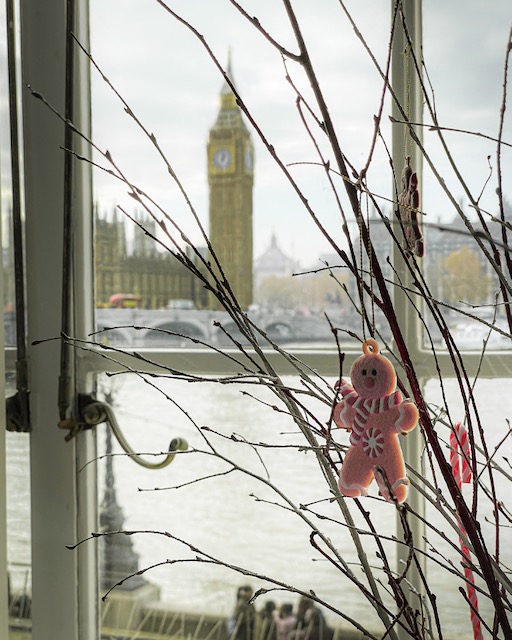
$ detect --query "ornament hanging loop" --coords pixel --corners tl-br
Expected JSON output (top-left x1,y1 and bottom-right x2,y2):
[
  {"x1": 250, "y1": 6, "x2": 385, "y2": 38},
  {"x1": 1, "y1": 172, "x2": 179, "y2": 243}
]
[{"x1": 362, "y1": 338, "x2": 379, "y2": 356}]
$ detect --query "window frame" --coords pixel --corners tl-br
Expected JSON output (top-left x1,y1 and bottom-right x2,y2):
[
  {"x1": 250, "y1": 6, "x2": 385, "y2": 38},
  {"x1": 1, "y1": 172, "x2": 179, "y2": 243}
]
[{"x1": 18, "y1": 0, "x2": 96, "y2": 638}]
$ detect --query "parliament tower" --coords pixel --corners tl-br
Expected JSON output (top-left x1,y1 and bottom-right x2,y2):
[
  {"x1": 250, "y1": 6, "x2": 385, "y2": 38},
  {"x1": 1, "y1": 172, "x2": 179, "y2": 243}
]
[{"x1": 207, "y1": 57, "x2": 254, "y2": 309}]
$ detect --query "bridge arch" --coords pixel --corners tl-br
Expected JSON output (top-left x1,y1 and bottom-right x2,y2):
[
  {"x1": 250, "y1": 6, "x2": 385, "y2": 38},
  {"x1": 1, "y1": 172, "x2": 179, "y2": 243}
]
[{"x1": 143, "y1": 320, "x2": 209, "y2": 346}]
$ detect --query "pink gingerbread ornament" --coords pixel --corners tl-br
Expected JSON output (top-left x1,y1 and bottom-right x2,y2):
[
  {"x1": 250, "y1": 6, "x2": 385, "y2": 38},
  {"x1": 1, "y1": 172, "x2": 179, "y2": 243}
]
[{"x1": 333, "y1": 338, "x2": 418, "y2": 504}]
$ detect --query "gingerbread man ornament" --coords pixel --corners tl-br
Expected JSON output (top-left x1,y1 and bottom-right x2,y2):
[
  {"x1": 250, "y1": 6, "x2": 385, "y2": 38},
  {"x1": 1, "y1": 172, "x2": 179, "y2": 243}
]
[{"x1": 333, "y1": 339, "x2": 418, "y2": 504}]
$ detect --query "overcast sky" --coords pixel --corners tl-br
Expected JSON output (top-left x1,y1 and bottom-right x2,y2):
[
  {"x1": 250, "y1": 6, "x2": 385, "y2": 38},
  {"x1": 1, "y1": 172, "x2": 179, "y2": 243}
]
[{"x1": 89, "y1": 1, "x2": 512, "y2": 267}]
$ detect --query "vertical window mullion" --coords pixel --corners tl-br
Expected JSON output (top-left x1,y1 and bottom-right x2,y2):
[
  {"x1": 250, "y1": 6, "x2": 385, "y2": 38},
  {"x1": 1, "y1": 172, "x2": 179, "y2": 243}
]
[
  {"x1": 73, "y1": 1, "x2": 98, "y2": 637},
  {"x1": 390, "y1": 2, "x2": 426, "y2": 630},
  {"x1": 20, "y1": 0, "x2": 96, "y2": 639}
]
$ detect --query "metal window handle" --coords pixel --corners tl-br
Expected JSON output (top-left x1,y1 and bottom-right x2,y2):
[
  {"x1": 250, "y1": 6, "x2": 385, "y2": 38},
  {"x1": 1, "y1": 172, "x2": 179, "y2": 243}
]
[{"x1": 82, "y1": 401, "x2": 187, "y2": 470}]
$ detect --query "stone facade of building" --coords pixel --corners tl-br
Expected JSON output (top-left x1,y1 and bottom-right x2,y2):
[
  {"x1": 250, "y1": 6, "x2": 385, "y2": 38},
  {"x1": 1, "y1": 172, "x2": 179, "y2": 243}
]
[{"x1": 95, "y1": 210, "x2": 208, "y2": 310}]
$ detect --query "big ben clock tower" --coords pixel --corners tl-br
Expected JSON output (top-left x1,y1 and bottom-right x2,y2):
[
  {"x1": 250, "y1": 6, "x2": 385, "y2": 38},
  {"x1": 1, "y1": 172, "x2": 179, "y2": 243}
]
[{"x1": 207, "y1": 56, "x2": 254, "y2": 310}]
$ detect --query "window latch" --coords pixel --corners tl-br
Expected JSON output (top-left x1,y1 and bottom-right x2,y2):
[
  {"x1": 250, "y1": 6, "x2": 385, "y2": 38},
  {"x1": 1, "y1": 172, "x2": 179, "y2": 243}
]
[{"x1": 80, "y1": 397, "x2": 188, "y2": 469}]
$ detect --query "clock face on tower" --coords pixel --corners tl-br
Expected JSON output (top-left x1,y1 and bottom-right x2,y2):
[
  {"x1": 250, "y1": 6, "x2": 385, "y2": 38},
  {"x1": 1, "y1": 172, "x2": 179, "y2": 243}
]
[{"x1": 212, "y1": 148, "x2": 233, "y2": 170}]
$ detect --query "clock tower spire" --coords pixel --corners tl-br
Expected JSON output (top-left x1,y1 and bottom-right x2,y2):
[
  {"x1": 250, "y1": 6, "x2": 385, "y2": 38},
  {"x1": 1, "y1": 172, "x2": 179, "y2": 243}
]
[{"x1": 207, "y1": 54, "x2": 254, "y2": 310}]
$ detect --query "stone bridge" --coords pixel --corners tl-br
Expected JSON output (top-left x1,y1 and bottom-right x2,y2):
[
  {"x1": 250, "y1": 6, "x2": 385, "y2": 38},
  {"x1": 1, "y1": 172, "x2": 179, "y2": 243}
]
[{"x1": 95, "y1": 307, "x2": 335, "y2": 347}]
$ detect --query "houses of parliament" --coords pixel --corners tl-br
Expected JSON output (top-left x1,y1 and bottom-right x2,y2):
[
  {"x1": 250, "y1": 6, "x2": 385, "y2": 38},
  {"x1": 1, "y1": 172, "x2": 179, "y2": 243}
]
[{"x1": 95, "y1": 60, "x2": 254, "y2": 310}]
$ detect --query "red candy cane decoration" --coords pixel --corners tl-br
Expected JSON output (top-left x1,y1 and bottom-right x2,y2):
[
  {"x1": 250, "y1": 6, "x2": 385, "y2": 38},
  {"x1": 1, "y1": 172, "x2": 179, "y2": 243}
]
[
  {"x1": 450, "y1": 420, "x2": 472, "y2": 486},
  {"x1": 449, "y1": 422, "x2": 483, "y2": 640}
]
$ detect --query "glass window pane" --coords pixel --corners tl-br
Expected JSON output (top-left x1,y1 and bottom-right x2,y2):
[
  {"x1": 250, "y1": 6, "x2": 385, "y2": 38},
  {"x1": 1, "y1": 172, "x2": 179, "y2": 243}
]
[
  {"x1": 93, "y1": 372, "x2": 511, "y2": 638},
  {"x1": 423, "y1": 378, "x2": 511, "y2": 636},
  {"x1": 6, "y1": 431, "x2": 31, "y2": 634},
  {"x1": 95, "y1": 373, "x2": 398, "y2": 636},
  {"x1": 421, "y1": 3, "x2": 512, "y2": 350},
  {"x1": 90, "y1": 2, "x2": 395, "y2": 351},
  {"x1": 1, "y1": 0, "x2": 32, "y2": 634}
]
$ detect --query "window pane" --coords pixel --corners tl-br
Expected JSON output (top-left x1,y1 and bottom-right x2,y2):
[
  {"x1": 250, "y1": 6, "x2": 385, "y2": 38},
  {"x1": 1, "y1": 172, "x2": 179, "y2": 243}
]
[
  {"x1": 423, "y1": 378, "x2": 511, "y2": 636},
  {"x1": 89, "y1": 0, "x2": 512, "y2": 354},
  {"x1": 6, "y1": 356, "x2": 32, "y2": 639},
  {"x1": 421, "y1": 3, "x2": 512, "y2": 350},
  {"x1": 89, "y1": 2, "x2": 393, "y2": 350},
  {"x1": 93, "y1": 372, "x2": 511, "y2": 638},
  {"x1": 1, "y1": 0, "x2": 32, "y2": 634},
  {"x1": 6, "y1": 430, "x2": 31, "y2": 636},
  {"x1": 0, "y1": 0, "x2": 23, "y2": 356},
  {"x1": 95, "y1": 373, "x2": 397, "y2": 636}
]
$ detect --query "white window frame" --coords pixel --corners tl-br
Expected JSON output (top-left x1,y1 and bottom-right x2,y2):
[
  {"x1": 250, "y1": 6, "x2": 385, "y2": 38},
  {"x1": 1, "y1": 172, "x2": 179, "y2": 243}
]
[
  {"x1": 7, "y1": 2, "x2": 512, "y2": 640},
  {"x1": 17, "y1": 0, "x2": 96, "y2": 638}
]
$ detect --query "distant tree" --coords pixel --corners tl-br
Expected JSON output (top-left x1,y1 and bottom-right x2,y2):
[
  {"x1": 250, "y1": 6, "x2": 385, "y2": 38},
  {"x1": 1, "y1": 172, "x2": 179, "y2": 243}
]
[
  {"x1": 256, "y1": 270, "x2": 348, "y2": 311},
  {"x1": 256, "y1": 275, "x2": 299, "y2": 308},
  {"x1": 442, "y1": 246, "x2": 493, "y2": 305}
]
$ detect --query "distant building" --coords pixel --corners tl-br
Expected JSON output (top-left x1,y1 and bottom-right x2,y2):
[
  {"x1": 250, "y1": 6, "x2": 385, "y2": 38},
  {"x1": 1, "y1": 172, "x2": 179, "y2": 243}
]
[
  {"x1": 362, "y1": 207, "x2": 502, "y2": 309},
  {"x1": 94, "y1": 208, "x2": 208, "y2": 309},
  {"x1": 95, "y1": 56, "x2": 255, "y2": 311},
  {"x1": 207, "y1": 55, "x2": 254, "y2": 309},
  {"x1": 254, "y1": 233, "x2": 298, "y2": 288},
  {"x1": 423, "y1": 211, "x2": 501, "y2": 306}
]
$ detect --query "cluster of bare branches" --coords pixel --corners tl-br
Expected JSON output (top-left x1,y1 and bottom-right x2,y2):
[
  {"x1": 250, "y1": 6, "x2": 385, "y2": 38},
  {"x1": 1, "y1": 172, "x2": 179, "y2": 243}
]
[{"x1": 56, "y1": 2, "x2": 512, "y2": 639}]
